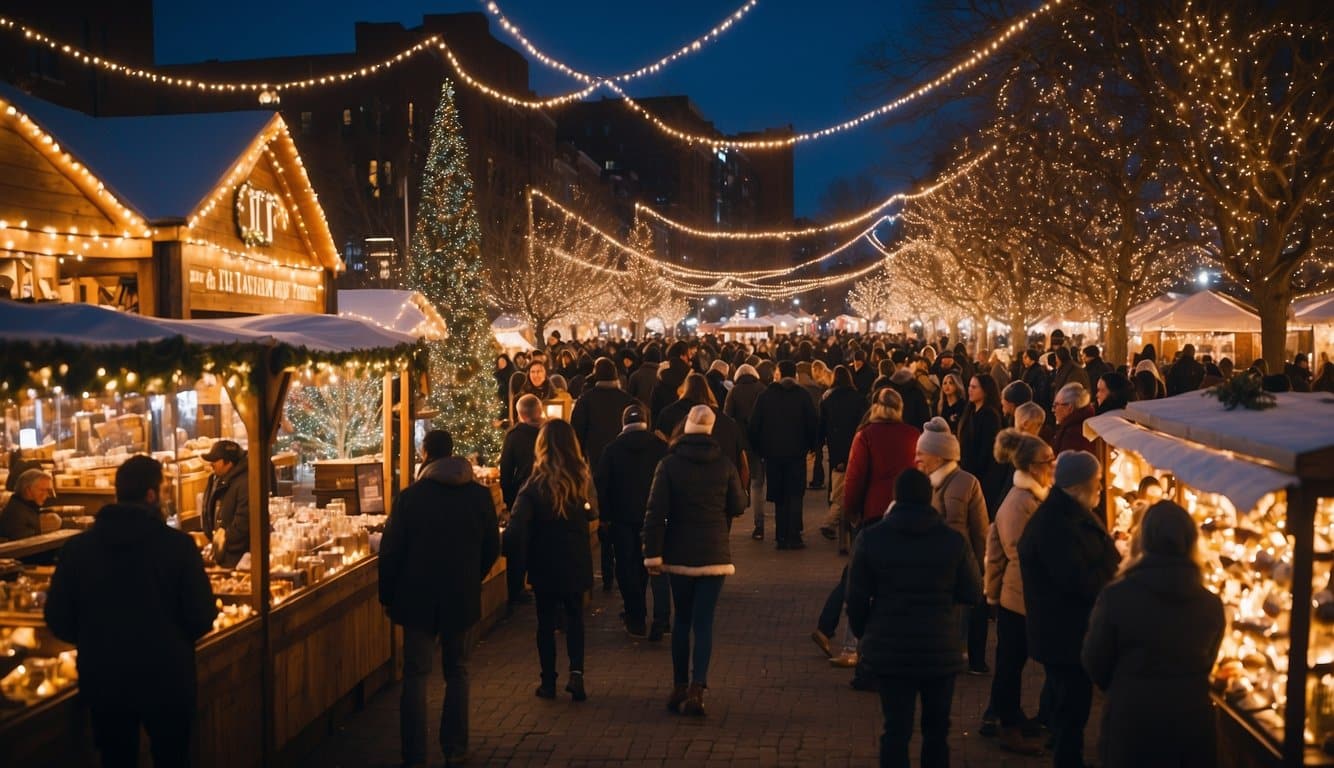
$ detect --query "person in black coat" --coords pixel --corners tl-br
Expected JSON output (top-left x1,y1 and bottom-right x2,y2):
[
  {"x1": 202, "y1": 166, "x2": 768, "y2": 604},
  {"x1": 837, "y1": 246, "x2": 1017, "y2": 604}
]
[
  {"x1": 1082, "y1": 501, "x2": 1223, "y2": 768},
  {"x1": 571, "y1": 358, "x2": 640, "y2": 594},
  {"x1": 650, "y1": 341, "x2": 693, "y2": 423},
  {"x1": 749, "y1": 360, "x2": 819, "y2": 549},
  {"x1": 1018, "y1": 451, "x2": 1121, "y2": 768},
  {"x1": 847, "y1": 469, "x2": 982, "y2": 768},
  {"x1": 499, "y1": 395, "x2": 543, "y2": 605},
  {"x1": 644, "y1": 406, "x2": 747, "y2": 717},
  {"x1": 724, "y1": 363, "x2": 768, "y2": 536},
  {"x1": 0, "y1": 468, "x2": 53, "y2": 541},
  {"x1": 1165, "y1": 344, "x2": 1206, "y2": 395},
  {"x1": 705, "y1": 360, "x2": 730, "y2": 409},
  {"x1": 598, "y1": 405, "x2": 671, "y2": 639},
  {"x1": 957, "y1": 374, "x2": 1006, "y2": 515},
  {"x1": 1020, "y1": 349, "x2": 1053, "y2": 412},
  {"x1": 849, "y1": 350, "x2": 876, "y2": 399},
  {"x1": 201, "y1": 439, "x2": 250, "y2": 568},
  {"x1": 818, "y1": 366, "x2": 868, "y2": 541},
  {"x1": 628, "y1": 346, "x2": 662, "y2": 406},
  {"x1": 379, "y1": 430, "x2": 500, "y2": 767},
  {"x1": 1080, "y1": 345, "x2": 1113, "y2": 388},
  {"x1": 889, "y1": 368, "x2": 931, "y2": 429},
  {"x1": 44, "y1": 456, "x2": 215, "y2": 768},
  {"x1": 513, "y1": 420, "x2": 599, "y2": 702}
]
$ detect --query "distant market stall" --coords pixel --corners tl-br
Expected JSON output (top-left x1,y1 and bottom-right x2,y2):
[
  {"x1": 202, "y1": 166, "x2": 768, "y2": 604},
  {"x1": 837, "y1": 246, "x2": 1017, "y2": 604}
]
[
  {"x1": 1295, "y1": 294, "x2": 1334, "y2": 366},
  {"x1": 1134, "y1": 289, "x2": 1266, "y2": 363},
  {"x1": 338, "y1": 289, "x2": 448, "y2": 340}
]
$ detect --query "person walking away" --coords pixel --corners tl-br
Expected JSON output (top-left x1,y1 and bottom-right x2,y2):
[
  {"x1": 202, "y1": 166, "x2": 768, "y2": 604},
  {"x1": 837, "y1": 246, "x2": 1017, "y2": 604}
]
[
  {"x1": 705, "y1": 360, "x2": 731, "y2": 411},
  {"x1": 499, "y1": 394, "x2": 544, "y2": 607},
  {"x1": 513, "y1": 419, "x2": 598, "y2": 702},
  {"x1": 914, "y1": 417, "x2": 989, "y2": 676},
  {"x1": 749, "y1": 360, "x2": 819, "y2": 549},
  {"x1": 629, "y1": 345, "x2": 663, "y2": 406},
  {"x1": 817, "y1": 366, "x2": 867, "y2": 545},
  {"x1": 1081, "y1": 501, "x2": 1224, "y2": 768},
  {"x1": 847, "y1": 469, "x2": 983, "y2": 768},
  {"x1": 379, "y1": 430, "x2": 501, "y2": 768},
  {"x1": 1018, "y1": 450, "x2": 1120, "y2": 768},
  {"x1": 724, "y1": 363, "x2": 768, "y2": 539},
  {"x1": 571, "y1": 358, "x2": 639, "y2": 594},
  {"x1": 1050, "y1": 384, "x2": 1096, "y2": 455},
  {"x1": 44, "y1": 455, "x2": 215, "y2": 768},
  {"x1": 650, "y1": 341, "x2": 693, "y2": 423},
  {"x1": 596, "y1": 405, "x2": 671, "y2": 640},
  {"x1": 1165, "y1": 344, "x2": 1205, "y2": 395},
  {"x1": 981, "y1": 429, "x2": 1054, "y2": 754},
  {"x1": 888, "y1": 366, "x2": 932, "y2": 430},
  {"x1": 644, "y1": 405, "x2": 746, "y2": 716},
  {"x1": 797, "y1": 361, "x2": 827, "y2": 489}
]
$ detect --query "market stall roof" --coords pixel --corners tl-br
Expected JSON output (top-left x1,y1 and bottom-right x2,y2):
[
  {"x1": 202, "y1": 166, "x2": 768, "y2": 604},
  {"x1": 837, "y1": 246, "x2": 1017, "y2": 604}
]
[
  {"x1": 1295, "y1": 294, "x2": 1334, "y2": 324},
  {"x1": 0, "y1": 299, "x2": 269, "y2": 347},
  {"x1": 0, "y1": 83, "x2": 270, "y2": 223},
  {"x1": 490, "y1": 314, "x2": 529, "y2": 333},
  {"x1": 337, "y1": 290, "x2": 447, "y2": 340},
  {"x1": 210, "y1": 313, "x2": 418, "y2": 352},
  {"x1": 1085, "y1": 392, "x2": 1334, "y2": 510},
  {"x1": 1136, "y1": 290, "x2": 1265, "y2": 333},
  {"x1": 1126, "y1": 292, "x2": 1185, "y2": 329}
]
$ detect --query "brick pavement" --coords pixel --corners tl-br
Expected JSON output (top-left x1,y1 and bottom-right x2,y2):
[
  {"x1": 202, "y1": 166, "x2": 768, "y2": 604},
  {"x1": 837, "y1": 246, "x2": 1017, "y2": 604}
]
[{"x1": 297, "y1": 491, "x2": 1100, "y2": 767}]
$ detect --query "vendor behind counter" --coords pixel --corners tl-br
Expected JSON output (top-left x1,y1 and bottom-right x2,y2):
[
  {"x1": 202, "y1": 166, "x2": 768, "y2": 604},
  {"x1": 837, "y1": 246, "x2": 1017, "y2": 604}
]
[
  {"x1": 0, "y1": 469, "x2": 57, "y2": 542},
  {"x1": 200, "y1": 441, "x2": 249, "y2": 568}
]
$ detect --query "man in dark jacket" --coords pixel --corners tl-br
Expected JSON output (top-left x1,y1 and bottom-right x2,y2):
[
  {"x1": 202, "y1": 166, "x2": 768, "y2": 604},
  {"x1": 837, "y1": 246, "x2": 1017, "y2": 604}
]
[
  {"x1": 572, "y1": 358, "x2": 641, "y2": 594},
  {"x1": 628, "y1": 345, "x2": 662, "y2": 406},
  {"x1": 650, "y1": 341, "x2": 693, "y2": 423},
  {"x1": 45, "y1": 455, "x2": 215, "y2": 768},
  {"x1": 818, "y1": 367, "x2": 867, "y2": 543},
  {"x1": 597, "y1": 405, "x2": 671, "y2": 639},
  {"x1": 1020, "y1": 349, "x2": 1053, "y2": 412},
  {"x1": 0, "y1": 468, "x2": 53, "y2": 541},
  {"x1": 724, "y1": 363, "x2": 768, "y2": 537},
  {"x1": 1165, "y1": 343, "x2": 1206, "y2": 395},
  {"x1": 1081, "y1": 345, "x2": 1113, "y2": 387},
  {"x1": 888, "y1": 368, "x2": 932, "y2": 429},
  {"x1": 1018, "y1": 451, "x2": 1120, "y2": 768},
  {"x1": 849, "y1": 350, "x2": 876, "y2": 399},
  {"x1": 380, "y1": 429, "x2": 500, "y2": 768},
  {"x1": 499, "y1": 394, "x2": 543, "y2": 605},
  {"x1": 201, "y1": 439, "x2": 249, "y2": 568},
  {"x1": 749, "y1": 360, "x2": 819, "y2": 549},
  {"x1": 847, "y1": 469, "x2": 982, "y2": 768}
]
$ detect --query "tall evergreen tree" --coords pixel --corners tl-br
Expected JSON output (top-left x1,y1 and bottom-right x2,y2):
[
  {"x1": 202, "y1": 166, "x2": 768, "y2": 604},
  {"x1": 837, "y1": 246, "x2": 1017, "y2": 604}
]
[{"x1": 408, "y1": 81, "x2": 501, "y2": 461}]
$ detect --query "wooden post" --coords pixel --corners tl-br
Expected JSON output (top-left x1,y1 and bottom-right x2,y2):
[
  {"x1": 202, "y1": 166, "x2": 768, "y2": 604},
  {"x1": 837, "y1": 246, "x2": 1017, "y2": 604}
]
[
  {"x1": 1285, "y1": 483, "x2": 1315, "y2": 767},
  {"x1": 383, "y1": 373, "x2": 394, "y2": 516},
  {"x1": 399, "y1": 370, "x2": 411, "y2": 490}
]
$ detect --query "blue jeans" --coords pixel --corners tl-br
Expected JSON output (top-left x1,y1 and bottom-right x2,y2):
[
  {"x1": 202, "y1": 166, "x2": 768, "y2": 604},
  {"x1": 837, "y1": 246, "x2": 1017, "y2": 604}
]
[
  {"x1": 401, "y1": 625, "x2": 473, "y2": 763},
  {"x1": 669, "y1": 574, "x2": 725, "y2": 686}
]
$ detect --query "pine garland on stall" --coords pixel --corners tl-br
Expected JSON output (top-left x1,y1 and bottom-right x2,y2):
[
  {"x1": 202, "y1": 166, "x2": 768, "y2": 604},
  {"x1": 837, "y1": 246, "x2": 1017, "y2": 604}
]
[{"x1": 407, "y1": 81, "x2": 502, "y2": 462}]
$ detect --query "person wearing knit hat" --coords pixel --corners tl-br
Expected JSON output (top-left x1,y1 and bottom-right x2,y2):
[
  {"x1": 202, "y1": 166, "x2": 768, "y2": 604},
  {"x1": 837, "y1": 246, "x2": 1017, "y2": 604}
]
[
  {"x1": 1017, "y1": 449, "x2": 1120, "y2": 768},
  {"x1": 915, "y1": 417, "x2": 989, "y2": 675},
  {"x1": 705, "y1": 360, "x2": 731, "y2": 410},
  {"x1": 723, "y1": 361, "x2": 769, "y2": 539},
  {"x1": 749, "y1": 356, "x2": 820, "y2": 549},
  {"x1": 643, "y1": 398, "x2": 747, "y2": 717}
]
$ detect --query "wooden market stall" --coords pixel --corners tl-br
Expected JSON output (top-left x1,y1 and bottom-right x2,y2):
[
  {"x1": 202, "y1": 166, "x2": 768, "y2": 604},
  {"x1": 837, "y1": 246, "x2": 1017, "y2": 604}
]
[
  {"x1": 0, "y1": 301, "x2": 426, "y2": 767},
  {"x1": 1294, "y1": 294, "x2": 1334, "y2": 368},
  {"x1": 1085, "y1": 392, "x2": 1334, "y2": 767}
]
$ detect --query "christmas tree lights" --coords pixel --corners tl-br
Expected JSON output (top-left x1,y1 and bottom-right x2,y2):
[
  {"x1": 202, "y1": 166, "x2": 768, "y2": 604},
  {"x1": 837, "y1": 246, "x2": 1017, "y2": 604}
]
[
  {"x1": 281, "y1": 373, "x2": 383, "y2": 461},
  {"x1": 407, "y1": 81, "x2": 502, "y2": 462}
]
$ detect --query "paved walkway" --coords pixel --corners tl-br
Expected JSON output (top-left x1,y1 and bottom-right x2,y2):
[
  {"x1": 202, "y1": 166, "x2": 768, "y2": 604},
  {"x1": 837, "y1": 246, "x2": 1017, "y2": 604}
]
[{"x1": 298, "y1": 492, "x2": 1099, "y2": 767}]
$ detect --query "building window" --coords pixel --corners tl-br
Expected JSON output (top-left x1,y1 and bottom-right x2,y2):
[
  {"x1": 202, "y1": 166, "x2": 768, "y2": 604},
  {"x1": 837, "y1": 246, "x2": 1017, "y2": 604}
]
[
  {"x1": 343, "y1": 109, "x2": 353, "y2": 126},
  {"x1": 368, "y1": 160, "x2": 379, "y2": 198},
  {"x1": 300, "y1": 112, "x2": 312, "y2": 134}
]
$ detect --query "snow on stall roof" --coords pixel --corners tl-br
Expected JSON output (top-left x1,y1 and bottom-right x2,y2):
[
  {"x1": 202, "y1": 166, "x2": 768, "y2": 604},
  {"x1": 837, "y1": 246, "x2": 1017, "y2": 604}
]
[
  {"x1": 1135, "y1": 289, "x2": 1265, "y2": 333},
  {"x1": 1295, "y1": 294, "x2": 1334, "y2": 324},
  {"x1": 0, "y1": 300, "x2": 269, "y2": 347},
  {"x1": 209, "y1": 313, "x2": 417, "y2": 353},
  {"x1": 0, "y1": 83, "x2": 273, "y2": 222}
]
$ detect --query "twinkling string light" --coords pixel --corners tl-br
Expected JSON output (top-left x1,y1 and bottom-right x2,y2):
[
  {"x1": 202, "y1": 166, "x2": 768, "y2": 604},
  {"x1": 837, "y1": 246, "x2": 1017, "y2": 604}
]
[
  {"x1": 599, "y1": 0, "x2": 1064, "y2": 149},
  {"x1": 483, "y1": 0, "x2": 760, "y2": 85},
  {"x1": 633, "y1": 146, "x2": 994, "y2": 240}
]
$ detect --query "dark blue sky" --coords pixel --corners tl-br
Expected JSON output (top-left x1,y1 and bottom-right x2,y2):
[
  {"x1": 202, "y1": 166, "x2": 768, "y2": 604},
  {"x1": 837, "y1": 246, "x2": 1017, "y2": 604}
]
[{"x1": 156, "y1": 0, "x2": 938, "y2": 218}]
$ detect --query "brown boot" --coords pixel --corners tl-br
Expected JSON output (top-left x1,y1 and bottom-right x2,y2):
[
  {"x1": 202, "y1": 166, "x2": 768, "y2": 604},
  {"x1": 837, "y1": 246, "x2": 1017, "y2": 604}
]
[
  {"x1": 999, "y1": 726, "x2": 1043, "y2": 755},
  {"x1": 667, "y1": 684, "x2": 689, "y2": 713},
  {"x1": 682, "y1": 683, "x2": 707, "y2": 717}
]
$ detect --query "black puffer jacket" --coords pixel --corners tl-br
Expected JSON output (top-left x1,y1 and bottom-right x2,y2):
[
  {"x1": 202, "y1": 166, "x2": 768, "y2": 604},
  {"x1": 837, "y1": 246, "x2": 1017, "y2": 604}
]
[
  {"x1": 498, "y1": 422, "x2": 540, "y2": 508},
  {"x1": 723, "y1": 372, "x2": 765, "y2": 451},
  {"x1": 595, "y1": 427, "x2": 669, "y2": 526},
  {"x1": 1018, "y1": 486, "x2": 1121, "y2": 665},
  {"x1": 202, "y1": 461, "x2": 249, "y2": 568},
  {"x1": 44, "y1": 503, "x2": 215, "y2": 710},
  {"x1": 846, "y1": 500, "x2": 982, "y2": 678},
  {"x1": 570, "y1": 382, "x2": 640, "y2": 468},
  {"x1": 651, "y1": 358, "x2": 692, "y2": 421},
  {"x1": 643, "y1": 434, "x2": 746, "y2": 576},
  {"x1": 889, "y1": 370, "x2": 932, "y2": 429},
  {"x1": 378, "y1": 457, "x2": 501, "y2": 635},
  {"x1": 514, "y1": 480, "x2": 597, "y2": 594},
  {"x1": 748, "y1": 378, "x2": 818, "y2": 460},
  {"x1": 820, "y1": 385, "x2": 867, "y2": 468},
  {"x1": 1082, "y1": 556, "x2": 1224, "y2": 768}
]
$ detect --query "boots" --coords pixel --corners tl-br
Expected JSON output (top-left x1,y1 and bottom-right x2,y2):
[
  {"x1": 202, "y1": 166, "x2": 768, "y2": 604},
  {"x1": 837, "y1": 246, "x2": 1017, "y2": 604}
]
[
  {"x1": 666, "y1": 684, "x2": 689, "y2": 713},
  {"x1": 535, "y1": 675, "x2": 556, "y2": 699},
  {"x1": 681, "y1": 683, "x2": 707, "y2": 717},
  {"x1": 999, "y1": 726, "x2": 1043, "y2": 755},
  {"x1": 565, "y1": 671, "x2": 587, "y2": 702}
]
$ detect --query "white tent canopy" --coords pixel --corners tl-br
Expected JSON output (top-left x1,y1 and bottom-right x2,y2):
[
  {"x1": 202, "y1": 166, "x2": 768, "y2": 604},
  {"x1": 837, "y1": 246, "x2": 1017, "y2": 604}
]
[
  {"x1": 337, "y1": 290, "x2": 447, "y2": 340},
  {"x1": 1136, "y1": 290, "x2": 1264, "y2": 333},
  {"x1": 1126, "y1": 292, "x2": 1185, "y2": 330},
  {"x1": 490, "y1": 315, "x2": 534, "y2": 352},
  {"x1": 1295, "y1": 294, "x2": 1334, "y2": 324}
]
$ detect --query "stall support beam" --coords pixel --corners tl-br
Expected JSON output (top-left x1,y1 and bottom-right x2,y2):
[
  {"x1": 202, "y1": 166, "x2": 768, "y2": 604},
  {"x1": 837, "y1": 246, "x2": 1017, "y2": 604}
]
[
  {"x1": 399, "y1": 370, "x2": 410, "y2": 494},
  {"x1": 383, "y1": 374, "x2": 394, "y2": 516},
  {"x1": 1285, "y1": 484, "x2": 1315, "y2": 767}
]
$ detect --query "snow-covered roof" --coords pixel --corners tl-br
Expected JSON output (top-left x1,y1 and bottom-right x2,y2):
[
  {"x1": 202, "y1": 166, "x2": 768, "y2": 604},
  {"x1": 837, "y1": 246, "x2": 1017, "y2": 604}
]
[
  {"x1": 338, "y1": 290, "x2": 447, "y2": 340},
  {"x1": 1085, "y1": 391, "x2": 1334, "y2": 510},
  {"x1": 1136, "y1": 290, "x2": 1265, "y2": 333},
  {"x1": 209, "y1": 312, "x2": 417, "y2": 352},
  {"x1": 1126, "y1": 293, "x2": 1185, "y2": 330},
  {"x1": 0, "y1": 83, "x2": 274, "y2": 223},
  {"x1": 1295, "y1": 294, "x2": 1334, "y2": 324}
]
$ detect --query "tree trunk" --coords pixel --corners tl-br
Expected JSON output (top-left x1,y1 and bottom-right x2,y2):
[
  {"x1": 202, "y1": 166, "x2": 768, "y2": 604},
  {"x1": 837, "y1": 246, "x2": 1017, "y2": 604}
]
[
  {"x1": 1009, "y1": 309, "x2": 1026, "y2": 358},
  {"x1": 1105, "y1": 290, "x2": 1132, "y2": 369},
  {"x1": 1255, "y1": 283, "x2": 1292, "y2": 371},
  {"x1": 971, "y1": 314, "x2": 986, "y2": 357}
]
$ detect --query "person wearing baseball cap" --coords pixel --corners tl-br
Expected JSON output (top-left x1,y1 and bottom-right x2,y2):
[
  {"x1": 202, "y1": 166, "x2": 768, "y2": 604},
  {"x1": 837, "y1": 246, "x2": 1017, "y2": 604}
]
[{"x1": 201, "y1": 440, "x2": 250, "y2": 568}]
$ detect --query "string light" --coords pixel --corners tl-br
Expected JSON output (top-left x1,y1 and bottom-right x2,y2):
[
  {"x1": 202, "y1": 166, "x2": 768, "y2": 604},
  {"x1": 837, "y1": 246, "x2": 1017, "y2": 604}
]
[
  {"x1": 483, "y1": 0, "x2": 760, "y2": 85},
  {"x1": 598, "y1": 0, "x2": 1065, "y2": 149},
  {"x1": 633, "y1": 147, "x2": 994, "y2": 240}
]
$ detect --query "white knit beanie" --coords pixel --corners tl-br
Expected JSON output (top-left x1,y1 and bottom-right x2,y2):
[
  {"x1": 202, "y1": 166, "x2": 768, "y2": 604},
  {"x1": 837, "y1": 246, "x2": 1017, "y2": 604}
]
[
  {"x1": 916, "y1": 417, "x2": 960, "y2": 462},
  {"x1": 683, "y1": 404, "x2": 716, "y2": 435},
  {"x1": 709, "y1": 359, "x2": 730, "y2": 378}
]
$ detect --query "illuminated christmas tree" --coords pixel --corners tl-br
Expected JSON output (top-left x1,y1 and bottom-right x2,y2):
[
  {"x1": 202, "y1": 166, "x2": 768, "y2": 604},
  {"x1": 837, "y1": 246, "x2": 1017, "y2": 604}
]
[
  {"x1": 408, "y1": 81, "x2": 502, "y2": 462},
  {"x1": 281, "y1": 374, "x2": 383, "y2": 461}
]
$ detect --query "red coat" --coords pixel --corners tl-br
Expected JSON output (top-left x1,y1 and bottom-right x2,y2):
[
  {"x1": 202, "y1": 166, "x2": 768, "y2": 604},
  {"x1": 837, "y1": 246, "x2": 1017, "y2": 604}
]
[
  {"x1": 1051, "y1": 404, "x2": 1096, "y2": 455},
  {"x1": 843, "y1": 420, "x2": 922, "y2": 525}
]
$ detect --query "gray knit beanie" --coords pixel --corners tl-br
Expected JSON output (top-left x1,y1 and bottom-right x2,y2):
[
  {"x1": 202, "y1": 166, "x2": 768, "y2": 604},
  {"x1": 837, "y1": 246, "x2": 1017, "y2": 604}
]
[
  {"x1": 1054, "y1": 450, "x2": 1100, "y2": 490},
  {"x1": 916, "y1": 417, "x2": 960, "y2": 462}
]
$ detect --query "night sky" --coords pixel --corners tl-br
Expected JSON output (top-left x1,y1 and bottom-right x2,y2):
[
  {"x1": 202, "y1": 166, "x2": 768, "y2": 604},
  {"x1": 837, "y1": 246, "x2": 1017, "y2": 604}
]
[{"x1": 155, "y1": 0, "x2": 939, "y2": 218}]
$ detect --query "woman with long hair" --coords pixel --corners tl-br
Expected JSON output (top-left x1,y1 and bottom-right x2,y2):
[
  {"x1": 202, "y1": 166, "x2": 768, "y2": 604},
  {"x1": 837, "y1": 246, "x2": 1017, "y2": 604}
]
[
  {"x1": 957, "y1": 374, "x2": 1005, "y2": 511},
  {"x1": 1082, "y1": 501, "x2": 1224, "y2": 768},
  {"x1": 513, "y1": 419, "x2": 598, "y2": 702},
  {"x1": 981, "y1": 429, "x2": 1055, "y2": 754},
  {"x1": 937, "y1": 373, "x2": 966, "y2": 431}
]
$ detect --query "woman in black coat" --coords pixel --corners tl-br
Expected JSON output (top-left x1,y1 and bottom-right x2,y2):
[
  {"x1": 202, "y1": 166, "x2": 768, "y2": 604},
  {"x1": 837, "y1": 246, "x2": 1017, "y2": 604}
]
[
  {"x1": 494, "y1": 354, "x2": 513, "y2": 413},
  {"x1": 1082, "y1": 501, "x2": 1223, "y2": 768},
  {"x1": 644, "y1": 405, "x2": 747, "y2": 717},
  {"x1": 956, "y1": 373, "x2": 1005, "y2": 513},
  {"x1": 513, "y1": 419, "x2": 598, "y2": 702}
]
